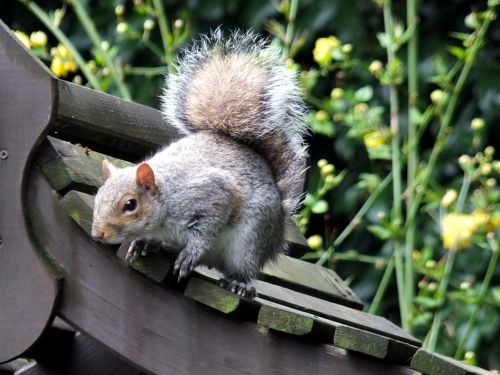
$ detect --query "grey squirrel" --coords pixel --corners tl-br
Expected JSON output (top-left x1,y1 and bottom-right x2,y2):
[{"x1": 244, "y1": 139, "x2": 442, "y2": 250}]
[{"x1": 91, "y1": 30, "x2": 308, "y2": 298}]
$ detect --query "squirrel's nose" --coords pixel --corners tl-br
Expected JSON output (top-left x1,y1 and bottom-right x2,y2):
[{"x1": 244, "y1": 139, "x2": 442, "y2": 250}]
[{"x1": 91, "y1": 227, "x2": 105, "y2": 241}]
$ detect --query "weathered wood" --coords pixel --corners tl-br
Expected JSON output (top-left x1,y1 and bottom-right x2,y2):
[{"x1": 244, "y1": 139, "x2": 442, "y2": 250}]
[
  {"x1": 59, "y1": 191, "x2": 95, "y2": 235},
  {"x1": 178, "y1": 276, "x2": 416, "y2": 363},
  {"x1": 37, "y1": 136, "x2": 132, "y2": 193},
  {"x1": 116, "y1": 242, "x2": 172, "y2": 284},
  {"x1": 197, "y1": 267, "x2": 420, "y2": 347},
  {"x1": 54, "y1": 80, "x2": 181, "y2": 160},
  {"x1": 262, "y1": 254, "x2": 363, "y2": 309},
  {"x1": 19, "y1": 331, "x2": 141, "y2": 375},
  {"x1": 257, "y1": 304, "x2": 316, "y2": 336},
  {"x1": 0, "y1": 19, "x2": 58, "y2": 363},
  {"x1": 27, "y1": 169, "x2": 416, "y2": 375},
  {"x1": 334, "y1": 325, "x2": 388, "y2": 359},
  {"x1": 184, "y1": 277, "x2": 243, "y2": 314},
  {"x1": 410, "y1": 349, "x2": 493, "y2": 375}
]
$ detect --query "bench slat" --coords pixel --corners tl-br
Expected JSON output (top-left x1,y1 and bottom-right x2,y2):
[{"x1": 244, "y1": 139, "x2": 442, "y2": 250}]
[{"x1": 410, "y1": 349, "x2": 493, "y2": 375}]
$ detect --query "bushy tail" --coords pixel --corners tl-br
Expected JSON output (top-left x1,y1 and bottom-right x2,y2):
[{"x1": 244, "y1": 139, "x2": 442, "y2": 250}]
[{"x1": 160, "y1": 29, "x2": 308, "y2": 216}]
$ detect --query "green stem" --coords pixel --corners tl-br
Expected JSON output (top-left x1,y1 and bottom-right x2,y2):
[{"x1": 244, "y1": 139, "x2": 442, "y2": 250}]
[
  {"x1": 383, "y1": 0, "x2": 408, "y2": 331},
  {"x1": 151, "y1": 0, "x2": 174, "y2": 70},
  {"x1": 71, "y1": 0, "x2": 131, "y2": 100},
  {"x1": 405, "y1": 0, "x2": 418, "y2": 332},
  {"x1": 426, "y1": 173, "x2": 471, "y2": 351},
  {"x1": 284, "y1": 0, "x2": 299, "y2": 53},
  {"x1": 405, "y1": 7, "x2": 495, "y2": 234},
  {"x1": 316, "y1": 172, "x2": 392, "y2": 266},
  {"x1": 124, "y1": 66, "x2": 170, "y2": 76},
  {"x1": 369, "y1": 256, "x2": 396, "y2": 314},
  {"x1": 454, "y1": 235, "x2": 499, "y2": 359},
  {"x1": 19, "y1": 0, "x2": 101, "y2": 90}
]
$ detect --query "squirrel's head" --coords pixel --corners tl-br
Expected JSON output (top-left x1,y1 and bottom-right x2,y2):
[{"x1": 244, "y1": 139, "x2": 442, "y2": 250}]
[{"x1": 91, "y1": 160, "x2": 161, "y2": 244}]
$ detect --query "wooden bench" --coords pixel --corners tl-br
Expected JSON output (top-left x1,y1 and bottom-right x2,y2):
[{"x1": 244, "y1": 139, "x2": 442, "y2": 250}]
[{"x1": 0, "y1": 20, "x2": 491, "y2": 375}]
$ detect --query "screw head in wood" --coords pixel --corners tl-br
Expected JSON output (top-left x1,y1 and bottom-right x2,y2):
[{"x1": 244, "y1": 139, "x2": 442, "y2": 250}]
[{"x1": 0, "y1": 150, "x2": 8, "y2": 159}]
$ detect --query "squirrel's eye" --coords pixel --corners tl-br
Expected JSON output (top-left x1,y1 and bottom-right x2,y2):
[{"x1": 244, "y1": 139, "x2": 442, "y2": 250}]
[{"x1": 123, "y1": 199, "x2": 137, "y2": 212}]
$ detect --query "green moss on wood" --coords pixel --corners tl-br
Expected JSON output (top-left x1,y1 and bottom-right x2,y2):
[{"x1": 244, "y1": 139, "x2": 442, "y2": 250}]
[
  {"x1": 184, "y1": 277, "x2": 241, "y2": 314},
  {"x1": 257, "y1": 305, "x2": 314, "y2": 336}
]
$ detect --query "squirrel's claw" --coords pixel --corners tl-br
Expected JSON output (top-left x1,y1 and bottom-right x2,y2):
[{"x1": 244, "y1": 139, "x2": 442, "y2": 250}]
[
  {"x1": 174, "y1": 250, "x2": 199, "y2": 281},
  {"x1": 125, "y1": 238, "x2": 148, "y2": 263},
  {"x1": 218, "y1": 279, "x2": 257, "y2": 300}
]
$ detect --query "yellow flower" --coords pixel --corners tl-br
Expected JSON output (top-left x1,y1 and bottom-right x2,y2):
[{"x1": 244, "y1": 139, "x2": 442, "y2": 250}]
[
  {"x1": 315, "y1": 110, "x2": 329, "y2": 122},
  {"x1": 441, "y1": 189, "x2": 458, "y2": 207},
  {"x1": 313, "y1": 36, "x2": 340, "y2": 66},
  {"x1": 30, "y1": 31, "x2": 48, "y2": 48},
  {"x1": 364, "y1": 131, "x2": 386, "y2": 149},
  {"x1": 14, "y1": 31, "x2": 31, "y2": 49},
  {"x1": 488, "y1": 213, "x2": 500, "y2": 232},
  {"x1": 50, "y1": 57, "x2": 65, "y2": 77},
  {"x1": 50, "y1": 43, "x2": 78, "y2": 77},
  {"x1": 441, "y1": 212, "x2": 489, "y2": 251}
]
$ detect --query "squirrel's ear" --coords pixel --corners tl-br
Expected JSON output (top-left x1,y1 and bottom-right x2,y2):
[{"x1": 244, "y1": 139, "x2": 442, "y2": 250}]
[
  {"x1": 136, "y1": 163, "x2": 157, "y2": 193},
  {"x1": 102, "y1": 159, "x2": 117, "y2": 180}
]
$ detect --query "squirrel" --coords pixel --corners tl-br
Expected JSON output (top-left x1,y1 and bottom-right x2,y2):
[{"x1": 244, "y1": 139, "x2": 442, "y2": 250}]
[{"x1": 91, "y1": 29, "x2": 308, "y2": 298}]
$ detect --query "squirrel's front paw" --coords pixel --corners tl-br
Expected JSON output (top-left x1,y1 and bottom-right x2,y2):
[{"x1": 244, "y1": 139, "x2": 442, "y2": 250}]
[
  {"x1": 174, "y1": 250, "x2": 199, "y2": 281},
  {"x1": 125, "y1": 238, "x2": 163, "y2": 263}
]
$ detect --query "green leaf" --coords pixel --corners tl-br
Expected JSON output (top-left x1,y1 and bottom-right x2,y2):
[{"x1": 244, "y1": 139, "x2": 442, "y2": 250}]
[
  {"x1": 311, "y1": 199, "x2": 329, "y2": 214},
  {"x1": 448, "y1": 46, "x2": 465, "y2": 60},
  {"x1": 354, "y1": 86, "x2": 373, "y2": 102},
  {"x1": 366, "y1": 143, "x2": 391, "y2": 160},
  {"x1": 376, "y1": 32, "x2": 389, "y2": 48},
  {"x1": 414, "y1": 296, "x2": 443, "y2": 310},
  {"x1": 368, "y1": 225, "x2": 392, "y2": 240}
]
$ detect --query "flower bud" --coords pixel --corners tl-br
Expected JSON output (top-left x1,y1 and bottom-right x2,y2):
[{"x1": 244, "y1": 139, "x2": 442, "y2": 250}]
[
  {"x1": 441, "y1": 189, "x2": 457, "y2": 207},
  {"x1": 425, "y1": 260, "x2": 436, "y2": 268},
  {"x1": 471, "y1": 118, "x2": 484, "y2": 130},
  {"x1": 307, "y1": 235, "x2": 324, "y2": 250},
  {"x1": 315, "y1": 110, "x2": 329, "y2": 122},
  {"x1": 369, "y1": 60, "x2": 383, "y2": 75},
  {"x1": 317, "y1": 159, "x2": 328, "y2": 168},
  {"x1": 100, "y1": 40, "x2": 110, "y2": 51},
  {"x1": 458, "y1": 155, "x2": 472, "y2": 168},
  {"x1": 115, "y1": 4, "x2": 125, "y2": 16},
  {"x1": 330, "y1": 88, "x2": 344, "y2": 100},
  {"x1": 341, "y1": 44, "x2": 353, "y2": 54},
  {"x1": 480, "y1": 163, "x2": 492, "y2": 175},
  {"x1": 174, "y1": 19, "x2": 184, "y2": 29},
  {"x1": 484, "y1": 146, "x2": 495, "y2": 158},
  {"x1": 30, "y1": 31, "x2": 48, "y2": 48},
  {"x1": 143, "y1": 19, "x2": 155, "y2": 31},
  {"x1": 321, "y1": 164, "x2": 335, "y2": 176},
  {"x1": 116, "y1": 22, "x2": 128, "y2": 34},
  {"x1": 430, "y1": 89, "x2": 445, "y2": 104},
  {"x1": 459, "y1": 281, "x2": 471, "y2": 290}
]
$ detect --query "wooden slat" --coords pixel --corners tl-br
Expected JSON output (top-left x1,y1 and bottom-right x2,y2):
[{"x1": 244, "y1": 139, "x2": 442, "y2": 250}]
[
  {"x1": 410, "y1": 349, "x2": 492, "y2": 375},
  {"x1": 28, "y1": 169, "x2": 417, "y2": 375},
  {"x1": 262, "y1": 255, "x2": 363, "y2": 309},
  {"x1": 186, "y1": 277, "x2": 417, "y2": 363},
  {"x1": 37, "y1": 136, "x2": 132, "y2": 193},
  {"x1": 54, "y1": 80, "x2": 181, "y2": 160},
  {"x1": 19, "y1": 332, "x2": 141, "y2": 375}
]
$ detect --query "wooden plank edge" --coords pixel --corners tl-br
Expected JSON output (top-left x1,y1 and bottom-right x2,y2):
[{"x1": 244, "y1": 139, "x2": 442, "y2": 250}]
[{"x1": 410, "y1": 349, "x2": 493, "y2": 375}]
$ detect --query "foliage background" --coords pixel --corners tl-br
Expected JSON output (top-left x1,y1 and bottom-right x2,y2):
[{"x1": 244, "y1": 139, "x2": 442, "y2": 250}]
[{"x1": 2, "y1": 0, "x2": 499, "y2": 370}]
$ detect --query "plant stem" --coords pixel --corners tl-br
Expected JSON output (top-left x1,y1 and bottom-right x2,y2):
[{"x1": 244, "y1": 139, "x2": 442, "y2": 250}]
[
  {"x1": 124, "y1": 66, "x2": 170, "y2": 76},
  {"x1": 151, "y1": 0, "x2": 174, "y2": 70},
  {"x1": 383, "y1": 0, "x2": 408, "y2": 330},
  {"x1": 454, "y1": 235, "x2": 499, "y2": 359},
  {"x1": 20, "y1": 0, "x2": 101, "y2": 90},
  {"x1": 284, "y1": 0, "x2": 299, "y2": 53},
  {"x1": 71, "y1": 0, "x2": 131, "y2": 100},
  {"x1": 404, "y1": 0, "x2": 419, "y2": 332},
  {"x1": 426, "y1": 173, "x2": 471, "y2": 351},
  {"x1": 369, "y1": 256, "x2": 395, "y2": 314},
  {"x1": 316, "y1": 172, "x2": 392, "y2": 266},
  {"x1": 405, "y1": 7, "x2": 495, "y2": 234}
]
